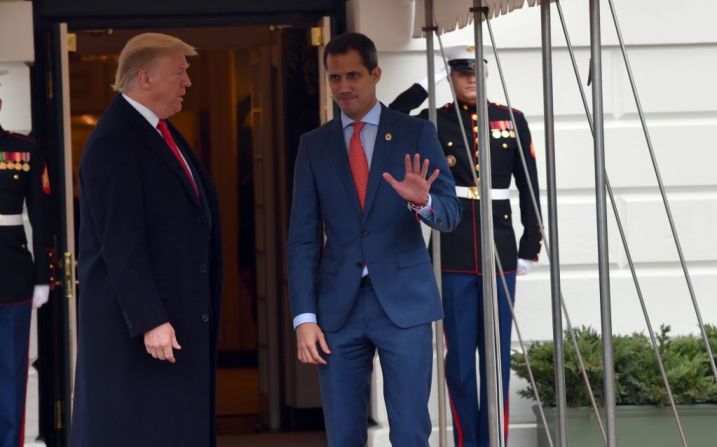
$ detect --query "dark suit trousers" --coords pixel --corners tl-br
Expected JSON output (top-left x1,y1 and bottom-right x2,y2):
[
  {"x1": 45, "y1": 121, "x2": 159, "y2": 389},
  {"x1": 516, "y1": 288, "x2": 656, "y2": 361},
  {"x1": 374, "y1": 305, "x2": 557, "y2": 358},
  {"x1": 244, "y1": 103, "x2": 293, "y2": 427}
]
[{"x1": 319, "y1": 282, "x2": 433, "y2": 447}]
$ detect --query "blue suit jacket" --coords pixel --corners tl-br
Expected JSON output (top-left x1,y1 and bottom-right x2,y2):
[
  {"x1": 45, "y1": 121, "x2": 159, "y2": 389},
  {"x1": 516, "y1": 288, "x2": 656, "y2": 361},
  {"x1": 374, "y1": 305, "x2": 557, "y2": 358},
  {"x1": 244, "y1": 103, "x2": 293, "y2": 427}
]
[{"x1": 287, "y1": 104, "x2": 462, "y2": 331}]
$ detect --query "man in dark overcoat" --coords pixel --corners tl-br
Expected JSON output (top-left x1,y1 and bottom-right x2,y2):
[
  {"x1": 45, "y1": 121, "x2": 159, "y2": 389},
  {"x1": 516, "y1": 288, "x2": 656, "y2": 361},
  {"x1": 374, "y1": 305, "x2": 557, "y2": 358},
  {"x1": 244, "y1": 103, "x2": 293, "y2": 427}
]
[{"x1": 70, "y1": 33, "x2": 223, "y2": 447}]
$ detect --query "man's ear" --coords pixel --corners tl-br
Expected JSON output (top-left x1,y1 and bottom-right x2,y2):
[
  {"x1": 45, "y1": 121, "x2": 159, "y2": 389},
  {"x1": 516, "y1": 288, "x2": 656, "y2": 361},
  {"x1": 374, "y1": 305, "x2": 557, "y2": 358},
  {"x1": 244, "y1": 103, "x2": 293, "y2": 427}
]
[
  {"x1": 137, "y1": 69, "x2": 152, "y2": 90},
  {"x1": 371, "y1": 66, "x2": 382, "y2": 83}
]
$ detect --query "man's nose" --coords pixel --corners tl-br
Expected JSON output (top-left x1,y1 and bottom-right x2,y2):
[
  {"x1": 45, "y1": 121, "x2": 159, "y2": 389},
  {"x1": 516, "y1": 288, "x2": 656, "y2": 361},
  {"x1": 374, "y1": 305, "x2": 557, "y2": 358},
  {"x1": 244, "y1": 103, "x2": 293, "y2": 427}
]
[
  {"x1": 338, "y1": 78, "x2": 353, "y2": 93},
  {"x1": 184, "y1": 73, "x2": 192, "y2": 88}
]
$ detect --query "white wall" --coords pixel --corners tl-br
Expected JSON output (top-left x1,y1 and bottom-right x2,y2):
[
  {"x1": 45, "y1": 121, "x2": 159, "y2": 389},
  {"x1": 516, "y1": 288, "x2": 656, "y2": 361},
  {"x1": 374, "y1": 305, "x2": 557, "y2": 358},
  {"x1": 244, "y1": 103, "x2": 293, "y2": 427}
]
[{"x1": 346, "y1": 0, "x2": 717, "y2": 445}]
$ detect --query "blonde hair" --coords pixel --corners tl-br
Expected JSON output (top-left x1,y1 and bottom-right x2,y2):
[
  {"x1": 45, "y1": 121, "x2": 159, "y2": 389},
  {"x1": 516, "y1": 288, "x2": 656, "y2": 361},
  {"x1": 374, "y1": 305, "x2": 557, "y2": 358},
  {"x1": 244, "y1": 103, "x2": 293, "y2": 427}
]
[{"x1": 112, "y1": 33, "x2": 197, "y2": 92}]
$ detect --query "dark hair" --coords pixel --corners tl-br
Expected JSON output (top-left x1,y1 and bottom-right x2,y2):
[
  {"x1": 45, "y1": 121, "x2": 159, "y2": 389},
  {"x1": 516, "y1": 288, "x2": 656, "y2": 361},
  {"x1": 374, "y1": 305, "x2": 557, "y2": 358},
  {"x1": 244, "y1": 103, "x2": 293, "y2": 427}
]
[{"x1": 323, "y1": 32, "x2": 378, "y2": 72}]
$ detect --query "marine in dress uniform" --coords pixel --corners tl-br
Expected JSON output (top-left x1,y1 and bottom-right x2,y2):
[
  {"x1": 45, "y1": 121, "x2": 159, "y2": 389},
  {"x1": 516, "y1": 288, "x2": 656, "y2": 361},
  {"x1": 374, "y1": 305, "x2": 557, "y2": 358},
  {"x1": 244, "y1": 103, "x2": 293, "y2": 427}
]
[
  {"x1": 389, "y1": 45, "x2": 542, "y2": 447},
  {"x1": 0, "y1": 89, "x2": 51, "y2": 447}
]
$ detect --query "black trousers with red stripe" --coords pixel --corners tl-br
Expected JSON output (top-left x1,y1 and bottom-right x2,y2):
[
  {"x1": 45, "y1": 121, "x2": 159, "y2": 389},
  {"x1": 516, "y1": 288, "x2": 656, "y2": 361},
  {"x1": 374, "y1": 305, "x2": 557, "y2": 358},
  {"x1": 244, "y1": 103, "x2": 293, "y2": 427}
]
[
  {"x1": 443, "y1": 272, "x2": 516, "y2": 447},
  {"x1": 0, "y1": 300, "x2": 32, "y2": 447}
]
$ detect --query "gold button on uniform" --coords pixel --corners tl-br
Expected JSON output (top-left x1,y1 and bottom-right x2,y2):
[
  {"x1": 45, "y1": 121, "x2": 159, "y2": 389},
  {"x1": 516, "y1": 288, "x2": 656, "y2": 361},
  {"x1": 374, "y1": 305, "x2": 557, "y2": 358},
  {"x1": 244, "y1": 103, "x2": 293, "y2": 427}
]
[
  {"x1": 447, "y1": 155, "x2": 456, "y2": 167},
  {"x1": 473, "y1": 126, "x2": 478, "y2": 133},
  {"x1": 502, "y1": 143, "x2": 509, "y2": 149},
  {"x1": 471, "y1": 113, "x2": 478, "y2": 121},
  {"x1": 13, "y1": 174, "x2": 20, "y2": 180},
  {"x1": 504, "y1": 214, "x2": 509, "y2": 220},
  {"x1": 475, "y1": 164, "x2": 480, "y2": 172},
  {"x1": 447, "y1": 141, "x2": 454, "y2": 147}
]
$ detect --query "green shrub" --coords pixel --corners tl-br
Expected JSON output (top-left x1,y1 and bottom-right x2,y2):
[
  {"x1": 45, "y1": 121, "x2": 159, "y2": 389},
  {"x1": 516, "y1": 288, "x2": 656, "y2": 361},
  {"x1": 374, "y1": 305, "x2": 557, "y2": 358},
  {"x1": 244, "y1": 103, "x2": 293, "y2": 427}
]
[{"x1": 511, "y1": 325, "x2": 717, "y2": 407}]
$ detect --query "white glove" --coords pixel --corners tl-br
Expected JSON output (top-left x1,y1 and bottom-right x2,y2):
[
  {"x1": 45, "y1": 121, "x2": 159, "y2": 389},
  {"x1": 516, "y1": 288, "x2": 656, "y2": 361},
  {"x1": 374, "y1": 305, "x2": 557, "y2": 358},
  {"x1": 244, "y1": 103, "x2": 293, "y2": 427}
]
[
  {"x1": 32, "y1": 285, "x2": 50, "y2": 309},
  {"x1": 516, "y1": 259, "x2": 535, "y2": 276},
  {"x1": 418, "y1": 67, "x2": 448, "y2": 90}
]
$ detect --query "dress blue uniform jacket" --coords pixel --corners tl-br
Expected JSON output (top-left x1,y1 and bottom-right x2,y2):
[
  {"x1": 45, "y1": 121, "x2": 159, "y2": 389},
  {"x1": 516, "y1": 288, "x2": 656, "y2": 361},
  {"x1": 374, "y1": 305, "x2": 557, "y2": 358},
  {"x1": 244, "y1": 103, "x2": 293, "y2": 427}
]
[
  {"x1": 71, "y1": 95, "x2": 223, "y2": 447},
  {"x1": 287, "y1": 104, "x2": 462, "y2": 331}
]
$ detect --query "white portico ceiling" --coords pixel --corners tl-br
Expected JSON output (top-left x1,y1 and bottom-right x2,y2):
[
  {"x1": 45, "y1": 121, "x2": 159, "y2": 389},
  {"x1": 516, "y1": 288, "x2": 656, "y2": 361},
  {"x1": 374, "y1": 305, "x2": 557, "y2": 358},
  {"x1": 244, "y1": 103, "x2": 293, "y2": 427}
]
[{"x1": 413, "y1": 0, "x2": 560, "y2": 37}]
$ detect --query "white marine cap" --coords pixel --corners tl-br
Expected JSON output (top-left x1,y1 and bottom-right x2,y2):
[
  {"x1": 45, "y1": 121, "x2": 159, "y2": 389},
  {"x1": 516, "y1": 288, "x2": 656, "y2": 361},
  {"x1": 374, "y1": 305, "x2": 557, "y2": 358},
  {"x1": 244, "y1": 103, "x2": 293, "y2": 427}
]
[{"x1": 443, "y1": 44, "x2": 489, "y2": 73}]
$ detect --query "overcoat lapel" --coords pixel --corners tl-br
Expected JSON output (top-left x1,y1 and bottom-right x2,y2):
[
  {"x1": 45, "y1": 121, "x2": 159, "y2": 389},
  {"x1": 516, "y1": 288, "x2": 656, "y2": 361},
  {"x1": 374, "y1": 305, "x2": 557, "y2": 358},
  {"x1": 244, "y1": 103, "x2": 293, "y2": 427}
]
[{"x1": 115, "y1": 95, "x2": 201, "y2": 207}]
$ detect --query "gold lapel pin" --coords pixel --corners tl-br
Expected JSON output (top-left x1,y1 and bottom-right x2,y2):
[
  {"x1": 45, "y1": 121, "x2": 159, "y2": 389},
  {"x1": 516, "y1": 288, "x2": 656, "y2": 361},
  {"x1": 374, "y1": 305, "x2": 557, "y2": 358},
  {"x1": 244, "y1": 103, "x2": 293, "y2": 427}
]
[{"x1": 385, "y1": 132, "x2": 392, "y2": 141}]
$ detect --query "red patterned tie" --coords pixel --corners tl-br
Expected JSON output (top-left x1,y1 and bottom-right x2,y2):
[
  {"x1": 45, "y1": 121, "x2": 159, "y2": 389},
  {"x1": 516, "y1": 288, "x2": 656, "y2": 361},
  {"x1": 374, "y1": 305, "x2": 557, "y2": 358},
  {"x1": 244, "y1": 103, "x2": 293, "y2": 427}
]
[
  {"x1": 348, "y1": 121, "x2": 369, "y2": 211},
  {"x1": 157, "y1": 119, "x2": 199, "y2": 199}
]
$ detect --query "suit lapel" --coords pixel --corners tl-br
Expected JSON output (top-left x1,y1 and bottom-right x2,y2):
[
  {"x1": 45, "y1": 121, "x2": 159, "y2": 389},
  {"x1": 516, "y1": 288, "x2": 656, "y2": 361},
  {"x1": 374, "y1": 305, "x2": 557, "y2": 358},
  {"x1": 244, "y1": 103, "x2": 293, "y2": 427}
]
[
  {"x1": 116, "y1": 96, "x2": 201, "y2": 207},
  {"x1": 326, "y1": 118, "x2": 362, "y2": 218},
  {"x1": 363, "y1": 105, "x2": 397, "y2": 220}
]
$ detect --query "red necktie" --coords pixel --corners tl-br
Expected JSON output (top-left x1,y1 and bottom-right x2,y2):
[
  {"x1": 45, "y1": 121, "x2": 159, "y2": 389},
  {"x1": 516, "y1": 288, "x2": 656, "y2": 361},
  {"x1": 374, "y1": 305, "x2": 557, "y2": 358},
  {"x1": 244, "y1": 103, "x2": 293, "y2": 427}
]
[
  {"x1": 348, "y1": 121, "x2": 369, "y2": 211},
  {"x1": 157, "y1": 119, "x2": 199, "y2": 199}
]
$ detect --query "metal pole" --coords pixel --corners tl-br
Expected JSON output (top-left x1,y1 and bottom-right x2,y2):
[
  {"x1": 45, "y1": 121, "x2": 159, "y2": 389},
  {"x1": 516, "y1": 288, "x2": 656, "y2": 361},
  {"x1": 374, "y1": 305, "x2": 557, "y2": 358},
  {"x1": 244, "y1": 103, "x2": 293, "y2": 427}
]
[
  {"x1": 540, "y1": 3, "x2": 568, "y2": 446},
  {"x1": 483, "y1": 17, "x2": 608, "y2": 443},
  {"x1": 494, "y1": 251, "x2": 555, "y2": 447},
  {"x1": 472, "y1": 2, "x2": 503, "y2": 446},
  {"x1": 423, "y1": 1, "x2": 448, "y2": 445},
  {"x1": 555, "y1": 3, "x2": 687, "y2": 443},
  {"x1": 606, "y1": 0, "x2": 717, "y2": 386},
  {"x1": 589, "y1": 1, "x2": 617, "y2": 445}
]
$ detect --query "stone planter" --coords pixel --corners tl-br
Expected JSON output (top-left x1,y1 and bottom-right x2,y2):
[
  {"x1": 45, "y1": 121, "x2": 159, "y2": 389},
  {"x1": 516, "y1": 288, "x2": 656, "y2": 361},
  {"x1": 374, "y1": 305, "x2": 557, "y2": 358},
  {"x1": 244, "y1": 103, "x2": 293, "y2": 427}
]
[{"x1": 535, "y1": 405, "x2": 717, "y2": 447}]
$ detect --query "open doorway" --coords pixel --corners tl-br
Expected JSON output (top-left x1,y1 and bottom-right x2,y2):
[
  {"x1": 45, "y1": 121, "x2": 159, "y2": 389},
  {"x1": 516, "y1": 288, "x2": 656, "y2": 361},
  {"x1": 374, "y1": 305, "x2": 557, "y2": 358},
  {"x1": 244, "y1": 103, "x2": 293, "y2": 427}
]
[{"x1": 63, "y1": 24, "x2": 324, "y2": 442}]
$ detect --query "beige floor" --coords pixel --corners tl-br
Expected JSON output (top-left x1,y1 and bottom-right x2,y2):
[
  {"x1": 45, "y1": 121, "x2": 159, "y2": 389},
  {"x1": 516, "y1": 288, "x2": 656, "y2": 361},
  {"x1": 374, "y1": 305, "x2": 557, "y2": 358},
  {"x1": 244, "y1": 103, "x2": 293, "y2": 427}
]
[{"x1": 218, "y1": 432, "x2": 326, "y2": 447}]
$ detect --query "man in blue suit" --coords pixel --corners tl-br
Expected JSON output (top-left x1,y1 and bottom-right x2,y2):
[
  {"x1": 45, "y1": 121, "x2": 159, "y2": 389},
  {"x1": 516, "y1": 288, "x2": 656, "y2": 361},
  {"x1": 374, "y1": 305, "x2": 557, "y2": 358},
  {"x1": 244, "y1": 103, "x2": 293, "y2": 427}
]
[{"x1": 287, "y1": 33, "x2": 462, "y2": 446}]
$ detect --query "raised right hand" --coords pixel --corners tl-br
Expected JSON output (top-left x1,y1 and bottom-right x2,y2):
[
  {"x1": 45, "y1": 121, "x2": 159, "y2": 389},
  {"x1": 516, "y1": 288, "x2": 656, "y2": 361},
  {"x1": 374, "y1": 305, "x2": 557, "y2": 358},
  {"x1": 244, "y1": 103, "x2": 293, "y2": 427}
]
[
  {"x1": 144, "y1": 322, "x2": 182, "y2": 364},
  {"x1": 296, "y1": 322, "x2": 331, "y2": 365}
]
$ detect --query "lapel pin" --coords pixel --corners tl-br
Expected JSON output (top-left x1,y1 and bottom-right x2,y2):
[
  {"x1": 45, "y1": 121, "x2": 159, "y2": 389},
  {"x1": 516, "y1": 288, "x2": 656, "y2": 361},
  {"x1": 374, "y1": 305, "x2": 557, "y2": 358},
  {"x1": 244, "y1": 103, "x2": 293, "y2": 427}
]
[{"x1": 385, "y1": 133, "x2": 392, "y2": 141}]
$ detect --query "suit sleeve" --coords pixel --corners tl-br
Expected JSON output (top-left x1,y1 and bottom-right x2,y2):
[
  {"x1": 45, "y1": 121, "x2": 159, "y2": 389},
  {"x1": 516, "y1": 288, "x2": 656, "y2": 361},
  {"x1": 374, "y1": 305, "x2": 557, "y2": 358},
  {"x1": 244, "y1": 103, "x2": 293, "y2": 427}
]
[
  {"x1": 388, "y1": 83, "x2": 429, "y2": 115},
  {"x1": 26, "y1": 142, "x2": 51, "y2": 284},
  {"x1": 416, "y1": 120, "x2": 462, "y2": 232},
  {"x1": 513, "y1": 113, "x2": 542, "y2": 260},
  {"x1": 80, "y1": 136, "x2": 168, "y2": 338},
  {"x1": 286, "y1": 135, "x2": 321, "y2": 319}
]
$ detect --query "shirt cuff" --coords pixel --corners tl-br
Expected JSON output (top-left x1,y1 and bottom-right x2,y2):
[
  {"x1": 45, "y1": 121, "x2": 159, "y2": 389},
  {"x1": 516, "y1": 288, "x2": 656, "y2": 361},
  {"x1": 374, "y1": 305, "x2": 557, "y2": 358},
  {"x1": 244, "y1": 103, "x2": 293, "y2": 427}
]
[
  {"x1": 293, "y1": 313, "x2": 317, "y2": 330},
  {"x1": 416, "y1": 195, "x2": 434, "y2": 220}
]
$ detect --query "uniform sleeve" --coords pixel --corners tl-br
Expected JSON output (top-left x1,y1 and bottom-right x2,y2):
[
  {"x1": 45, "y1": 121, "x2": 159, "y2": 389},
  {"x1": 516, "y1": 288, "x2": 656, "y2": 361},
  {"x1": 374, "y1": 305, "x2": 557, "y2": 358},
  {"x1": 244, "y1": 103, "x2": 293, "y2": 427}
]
[
  {"x1": 388, "y1": 83, "x2": 429, "y2": 115},
  {"x1": 80, "y1": 136, "x2": 168, "y2": 338},
  {"x1": 26, "y1": 141, "x2": 51, "y2": 285},
  {"x1": 512, "y1": 113, "x2": 543, "y2": 261}
]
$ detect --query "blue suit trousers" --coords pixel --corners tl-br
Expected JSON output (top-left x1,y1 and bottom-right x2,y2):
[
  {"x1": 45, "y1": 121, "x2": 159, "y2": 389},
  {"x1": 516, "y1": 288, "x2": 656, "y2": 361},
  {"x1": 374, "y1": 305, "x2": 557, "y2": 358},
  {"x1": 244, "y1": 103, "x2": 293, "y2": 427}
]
[{"x1": 319, "y1": 282, "x2": 433, "y2": 447}]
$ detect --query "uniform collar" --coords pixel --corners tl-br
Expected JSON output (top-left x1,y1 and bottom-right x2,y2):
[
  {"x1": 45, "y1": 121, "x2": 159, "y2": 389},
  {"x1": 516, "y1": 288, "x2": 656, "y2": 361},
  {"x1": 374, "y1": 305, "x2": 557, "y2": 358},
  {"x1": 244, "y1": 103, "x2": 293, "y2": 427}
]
[{"x1": 457, "y1": 99, "x2": 477, "y2": 113}]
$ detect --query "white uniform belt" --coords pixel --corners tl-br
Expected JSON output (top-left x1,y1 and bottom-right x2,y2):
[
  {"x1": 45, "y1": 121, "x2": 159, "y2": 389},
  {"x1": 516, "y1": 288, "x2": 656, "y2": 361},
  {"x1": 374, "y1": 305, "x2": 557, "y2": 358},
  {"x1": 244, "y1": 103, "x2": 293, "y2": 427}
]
[
  {"x1": 455, "y1": 186, "x2": 510, "y2": 201},
  {"x1": 0, "y1": 214, "x2": 24, "y2": 226}
]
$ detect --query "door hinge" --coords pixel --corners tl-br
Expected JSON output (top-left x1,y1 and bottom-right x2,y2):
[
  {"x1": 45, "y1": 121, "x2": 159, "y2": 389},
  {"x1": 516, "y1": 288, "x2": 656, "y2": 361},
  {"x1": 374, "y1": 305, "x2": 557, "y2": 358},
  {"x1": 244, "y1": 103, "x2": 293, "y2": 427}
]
[
  {"x1": 55, "y1": 400, "x2": 64, "y2": 429},
  {"x1": 310, "y1": 26, "x2": 323, "y2": 47}
]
